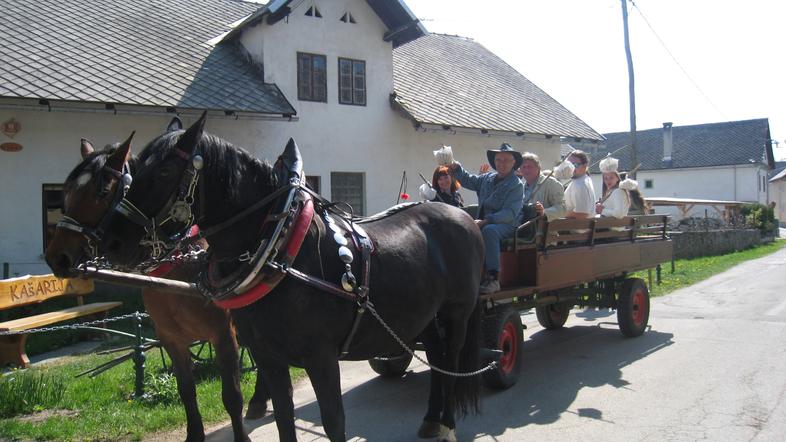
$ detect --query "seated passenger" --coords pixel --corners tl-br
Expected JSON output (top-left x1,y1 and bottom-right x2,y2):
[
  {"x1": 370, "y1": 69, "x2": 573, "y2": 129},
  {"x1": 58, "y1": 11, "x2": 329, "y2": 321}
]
[
  {"x1": 449, "y1": 143, "x2": 525, "y2": 294},
  {"x1": 419, "y1": 166, "x2": 464, "y2": 207},
  {"x1": 519, "y1": 153, "x2": 566, "y2": 220},
  {"x1": 564, "y1": 150, "x2": 596, "y2": 219},
  {"x1": 596, "y1": 157, "x2": 648, "y2": 218}
]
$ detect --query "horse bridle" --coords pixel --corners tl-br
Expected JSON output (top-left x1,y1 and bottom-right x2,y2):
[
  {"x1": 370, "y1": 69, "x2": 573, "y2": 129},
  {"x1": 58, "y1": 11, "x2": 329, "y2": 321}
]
[
  {"x1": 113, "y1": 146, "x2": 204, "y2": 258},
  {"x1": 56, "y1": 163, "x2": 133, "y2": 258}
]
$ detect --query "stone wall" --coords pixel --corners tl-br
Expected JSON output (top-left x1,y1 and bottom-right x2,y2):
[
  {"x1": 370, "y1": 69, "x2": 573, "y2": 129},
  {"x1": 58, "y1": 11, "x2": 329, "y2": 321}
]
[{"x1": 669, "y1": 229, "x2": 762, "y2": 259}]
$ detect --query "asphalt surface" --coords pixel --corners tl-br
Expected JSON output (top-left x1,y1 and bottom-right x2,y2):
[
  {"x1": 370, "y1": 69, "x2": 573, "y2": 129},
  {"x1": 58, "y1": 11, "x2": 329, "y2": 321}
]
[{"x1": 198, "y1": 245, "x2": 786, "y2": 442}]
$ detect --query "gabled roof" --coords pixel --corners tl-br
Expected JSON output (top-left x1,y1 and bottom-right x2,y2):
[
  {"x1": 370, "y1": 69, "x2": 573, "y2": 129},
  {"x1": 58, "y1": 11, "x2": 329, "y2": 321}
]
[
  {"x1": 770, "y1": 161, "x2": 786, "y2": 180},
  {"x1": 391, "y1": 34, "x2": 603, "y2": 140},
  {"x1": 590, "y1": 119, "x2": 774, "y2": 173},
  {"x1": 0, "y1": 0, "x2": 295, "y2": 115},
  {"x1": 220, "y1": 0, "x2": 426, "y2": 47}
]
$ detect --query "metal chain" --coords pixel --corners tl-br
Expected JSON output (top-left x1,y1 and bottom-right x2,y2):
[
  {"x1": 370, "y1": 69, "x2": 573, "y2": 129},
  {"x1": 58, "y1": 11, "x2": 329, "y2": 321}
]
[
  {"x1": 364, "y1": 301, "x2": 497, "y2": 377},
  {"x1": 0, "y1": 312, "x2": 149, "y2": 336}
]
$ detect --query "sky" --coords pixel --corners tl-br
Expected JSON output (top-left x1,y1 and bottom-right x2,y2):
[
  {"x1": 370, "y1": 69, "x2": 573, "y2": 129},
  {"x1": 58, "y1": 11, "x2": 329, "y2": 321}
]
[{"x1": 405, "y1": 0, "x2": 786, "y2": 161}]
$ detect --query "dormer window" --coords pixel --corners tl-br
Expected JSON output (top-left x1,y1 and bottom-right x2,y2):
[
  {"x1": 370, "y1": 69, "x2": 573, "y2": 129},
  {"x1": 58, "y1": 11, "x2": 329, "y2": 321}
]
[
  {"x1": 340, "y1": 12, "x2": 356, "y2": 24},
  {"x1": 305, "y1": 5, "x2": 322, "y2": 18}
]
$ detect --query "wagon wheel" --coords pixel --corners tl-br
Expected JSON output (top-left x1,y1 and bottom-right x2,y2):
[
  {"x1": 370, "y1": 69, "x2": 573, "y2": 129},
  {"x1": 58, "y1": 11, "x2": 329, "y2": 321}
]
[
  {"x1": 368, "y1": 352, "x2": 413, "y2": 377},
  {"x1": 482, "y1": 306, "x2": 523, "y2": 389},
  {"x1": 617, "y1": 278, "x2": 650, "y2": 337},
  {"x1": 535, "y1": 301, "x2": 572, "y2": 330},
  {"x1": 189, "y1": 340, "x2": 213, "y2": 362}
]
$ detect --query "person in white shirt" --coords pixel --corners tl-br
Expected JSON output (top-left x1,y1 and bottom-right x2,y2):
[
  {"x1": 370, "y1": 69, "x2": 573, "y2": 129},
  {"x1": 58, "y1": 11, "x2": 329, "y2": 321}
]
[
  {"x1": 595, "y1": 156, "x2": 648, "y2": 218},
  {"x1": 564, "y1": 150, "x2": 596, "y2": 219}
]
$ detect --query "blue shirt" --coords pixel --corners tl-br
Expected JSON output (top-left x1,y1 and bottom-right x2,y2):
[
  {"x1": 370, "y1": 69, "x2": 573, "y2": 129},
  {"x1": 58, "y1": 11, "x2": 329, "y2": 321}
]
[{"x1": 451, "y1": 164, "x2": 524, "y2": 226}]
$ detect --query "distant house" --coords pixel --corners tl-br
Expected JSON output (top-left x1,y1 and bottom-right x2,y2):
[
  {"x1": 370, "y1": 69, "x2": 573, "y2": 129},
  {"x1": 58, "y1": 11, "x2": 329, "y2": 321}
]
[
  {"x1": 572, "y1": 119, "x2": 775, "y2": 219},
  {"x1": 769, "y1": 162, "x2": 786, "y2": 225},
  {"x1": 0, "y1": 0, "x2": 601, "y2": 276}
]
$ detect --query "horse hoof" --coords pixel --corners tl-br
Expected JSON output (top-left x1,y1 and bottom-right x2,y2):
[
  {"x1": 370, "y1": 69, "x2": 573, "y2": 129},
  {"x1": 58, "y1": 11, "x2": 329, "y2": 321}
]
[
  {"x1": 245, "y1": 400, "x2": 268, "y2": 419},
  {"x1": 417, "y1": 420, "x2": 442, "y2": 438},
  {"x1": 436, "y1": 425, "x2": 457, "y2": 442}
]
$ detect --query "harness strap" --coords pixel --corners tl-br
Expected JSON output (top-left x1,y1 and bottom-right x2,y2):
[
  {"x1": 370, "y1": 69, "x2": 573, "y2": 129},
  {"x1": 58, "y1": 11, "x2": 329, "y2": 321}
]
[
  {"x1": 339, "y1": 238, "x2": 372, "y2": 358},
  {"x1": 212, "y1": 194, "x2": 314, "y2": 309}
]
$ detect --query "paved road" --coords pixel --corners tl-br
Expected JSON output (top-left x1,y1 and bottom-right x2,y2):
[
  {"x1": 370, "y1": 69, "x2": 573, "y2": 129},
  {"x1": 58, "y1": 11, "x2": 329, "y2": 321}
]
[{"x1": 201, "y1": 246, "x2": 786, "y2": 441}]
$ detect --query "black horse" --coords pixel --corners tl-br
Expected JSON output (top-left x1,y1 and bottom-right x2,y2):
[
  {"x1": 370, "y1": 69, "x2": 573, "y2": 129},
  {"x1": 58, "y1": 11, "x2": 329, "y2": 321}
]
[
  {"x1": 44, "y1": 134, "x2": 270, "y2": 442},
  {"x1": 100, "y1": 114, "x2": 484, "y2": 442}
]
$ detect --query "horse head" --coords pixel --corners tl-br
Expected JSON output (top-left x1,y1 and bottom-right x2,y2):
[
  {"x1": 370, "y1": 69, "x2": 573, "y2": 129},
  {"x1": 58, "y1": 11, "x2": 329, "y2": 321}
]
[
  {"x1": 102, "y1": 112, "x2": 207, "y2": 267},
  {"x1": 44, "y1": 133, "x2": 134, "y2": 277}
]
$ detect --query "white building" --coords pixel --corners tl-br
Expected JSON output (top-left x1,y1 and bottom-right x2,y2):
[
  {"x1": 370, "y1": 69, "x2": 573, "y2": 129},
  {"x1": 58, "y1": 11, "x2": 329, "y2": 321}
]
[
  {"x1": 0, "y1": 0, "x2": 601, "y2": 276},
  {"x1": 572, "y1": 119, "x2": 775, "y2": 220}
]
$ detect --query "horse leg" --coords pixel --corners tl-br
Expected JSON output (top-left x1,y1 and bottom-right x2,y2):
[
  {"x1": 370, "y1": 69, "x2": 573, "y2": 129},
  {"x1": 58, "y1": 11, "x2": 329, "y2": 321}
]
[
  {"x1": 244, "y1": 346, "x2": 270, "y2": 419},
  {"x1": 259, "y1": 357, "x2": 297, "y2": 442},
  {"x1": 417, "y1": 320, "x2": 445, "y2": 439},
  {"x1": 437, "y1": 316, "x2": 473, "y2": 442},
  {"x1": 304, "y1": 358, "x2": 346, "y2": 442},
  {"x1": 212, "y1": 333, "x2": 250, "y2": 442},
  {"x1": 166, "y1": 341, "x2": 205, "y2": 442}
]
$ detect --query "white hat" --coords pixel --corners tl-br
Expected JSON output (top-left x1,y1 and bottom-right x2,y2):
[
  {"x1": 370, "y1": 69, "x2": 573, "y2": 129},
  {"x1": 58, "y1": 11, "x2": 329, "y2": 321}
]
[{"x1": 599, "y1": 156, "x2": 619, "y2": 173}]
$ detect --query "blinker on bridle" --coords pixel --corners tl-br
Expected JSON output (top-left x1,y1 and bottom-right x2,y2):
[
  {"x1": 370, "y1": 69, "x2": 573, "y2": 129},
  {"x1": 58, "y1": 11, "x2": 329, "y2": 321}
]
[
  {"x1": 114, "y1": 145, "x2": 204, "y2": 259},
  {"x1": 56, "y1": 162, "x2": 134, "y2": 257}
]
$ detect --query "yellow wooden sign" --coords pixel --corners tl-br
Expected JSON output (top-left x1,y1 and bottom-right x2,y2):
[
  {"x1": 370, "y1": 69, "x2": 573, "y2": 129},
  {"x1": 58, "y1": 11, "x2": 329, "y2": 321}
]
[{"x1": 0, "y1": 274, "x2": 94, "y2": 310}]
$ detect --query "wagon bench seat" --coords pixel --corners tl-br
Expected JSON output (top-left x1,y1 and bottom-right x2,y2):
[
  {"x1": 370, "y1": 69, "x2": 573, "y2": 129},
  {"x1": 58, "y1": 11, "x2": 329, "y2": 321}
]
[{"x1": 0, "y1": 274, "x2": 121, "y2": 368}]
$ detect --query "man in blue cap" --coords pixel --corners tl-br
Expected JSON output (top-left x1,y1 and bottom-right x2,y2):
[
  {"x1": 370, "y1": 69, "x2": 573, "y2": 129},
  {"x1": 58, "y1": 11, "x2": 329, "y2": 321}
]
[{"x1": 449, "y1": 143, "x2": 525, "y2": 293}]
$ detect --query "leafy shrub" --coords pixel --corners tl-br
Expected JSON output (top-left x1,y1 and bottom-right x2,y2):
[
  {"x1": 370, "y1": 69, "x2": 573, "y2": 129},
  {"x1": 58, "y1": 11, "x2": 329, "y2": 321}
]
[
  {"x1": 740, "y1": 203, "x2": 776, "y2": 233},
  {"x1": 0, "y1": 371, "x2": 66, "y2": 417},
  {"x1": 138, "y1": 372, "x2": 180, "y2": 406}
]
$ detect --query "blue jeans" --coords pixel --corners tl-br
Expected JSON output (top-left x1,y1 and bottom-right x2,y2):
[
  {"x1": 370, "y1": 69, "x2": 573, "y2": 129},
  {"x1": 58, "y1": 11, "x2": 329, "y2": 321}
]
[{"x1": 481, "y1": 223, "x2": 516, "y2": 273}]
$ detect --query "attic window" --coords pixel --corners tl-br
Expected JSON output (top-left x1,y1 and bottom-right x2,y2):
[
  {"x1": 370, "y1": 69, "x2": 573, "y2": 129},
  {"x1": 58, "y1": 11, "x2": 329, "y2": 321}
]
[
  {"x1": 305, "y1": 5, "x2": 322, "y2": 18},
  {"x1": 340, "y1": 12, "x2": 356, "y2": 23}
]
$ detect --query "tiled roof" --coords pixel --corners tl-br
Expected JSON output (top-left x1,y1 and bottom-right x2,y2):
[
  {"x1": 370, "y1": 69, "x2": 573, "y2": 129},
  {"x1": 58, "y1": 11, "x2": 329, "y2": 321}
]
[
  {"x1": 0, "y1": 0, "x2": 295, "y2": 115},
  {"x1": 770, "y1": 161, "x2": 786, "y2": 181},
  {"x1": 589, "y1": 119, "x2": 774, "y2": 173},
  {"x1": 392, "y1": 34, "x2": 603, "y2": 140}
]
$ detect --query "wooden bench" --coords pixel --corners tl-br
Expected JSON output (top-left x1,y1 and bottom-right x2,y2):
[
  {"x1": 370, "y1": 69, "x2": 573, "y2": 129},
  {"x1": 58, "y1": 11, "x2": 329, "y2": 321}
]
[{"x1": 0, "y1": 274, "x2": 121, "y2": 368}]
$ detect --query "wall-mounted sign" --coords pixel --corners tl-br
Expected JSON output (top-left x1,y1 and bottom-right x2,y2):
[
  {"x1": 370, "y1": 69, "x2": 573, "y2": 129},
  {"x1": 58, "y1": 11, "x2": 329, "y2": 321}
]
[
  {"x1": 2, "y1": 118, "x2": 21, "y2": 138},
  {"x1": 0, "y1": 142, "x2": 23, "y2": 152}
]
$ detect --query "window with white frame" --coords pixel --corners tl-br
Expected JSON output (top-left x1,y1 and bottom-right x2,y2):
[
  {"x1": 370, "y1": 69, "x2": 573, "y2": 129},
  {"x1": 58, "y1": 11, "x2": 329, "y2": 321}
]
[
  {"x1": 331, "y1": 172, "x2": 365, "y2": 215},
  {"x1": 644, "y1": 179, "x2": 654, "y2": 189},
  {"x1": 338, "y1": 58, "x2": 366, "y2": 106},
  {"x1": 306, "y1": 175, "x2": 321, "y2": 194}
]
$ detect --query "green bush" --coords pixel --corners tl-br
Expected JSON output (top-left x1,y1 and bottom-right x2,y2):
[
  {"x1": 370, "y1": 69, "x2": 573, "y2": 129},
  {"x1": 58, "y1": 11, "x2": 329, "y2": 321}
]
[
  {"x1": 0, "y1": 371, "x2": 66, "y2": 417},
  {"x1": 740, "y1": 203, "x2": 776, "y2": 233}
]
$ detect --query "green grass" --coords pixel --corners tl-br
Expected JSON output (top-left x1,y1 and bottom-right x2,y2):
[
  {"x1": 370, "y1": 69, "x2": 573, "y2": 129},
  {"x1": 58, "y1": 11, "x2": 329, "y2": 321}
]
[
  {"x1": 633, "y1": 238, "x2": 786, "y2": 297},
  {"x1": 0, "y1": 350, "x2": 305, "y2": 440}
]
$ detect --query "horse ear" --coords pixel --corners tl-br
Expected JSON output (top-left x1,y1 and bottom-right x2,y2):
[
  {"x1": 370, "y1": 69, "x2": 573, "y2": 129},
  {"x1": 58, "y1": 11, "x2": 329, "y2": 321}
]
[
  {"x1": 80, "y1": 139, "x2": 95, "y2": 159},
  {"x1": 107, "y1": 131, "x2": 134, "y2": 171},
  {"x1": 175, "y1": 111, "x2": 207, "y2": 154},
  {"x1": 166, "y1": 116, "x2": 183, "y2": 133}
]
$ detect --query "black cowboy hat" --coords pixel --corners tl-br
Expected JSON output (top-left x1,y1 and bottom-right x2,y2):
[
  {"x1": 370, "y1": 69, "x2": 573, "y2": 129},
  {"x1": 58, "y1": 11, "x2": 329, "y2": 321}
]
[{"x1": 486, "y1": 143, "x2": 523, "y2": 170}]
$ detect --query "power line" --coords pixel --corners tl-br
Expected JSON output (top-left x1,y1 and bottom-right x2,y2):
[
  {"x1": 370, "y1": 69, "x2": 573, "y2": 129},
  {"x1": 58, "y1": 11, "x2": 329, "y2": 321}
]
[{"x1": 629, "y1": 0, "x2": 728, "y2": 119}]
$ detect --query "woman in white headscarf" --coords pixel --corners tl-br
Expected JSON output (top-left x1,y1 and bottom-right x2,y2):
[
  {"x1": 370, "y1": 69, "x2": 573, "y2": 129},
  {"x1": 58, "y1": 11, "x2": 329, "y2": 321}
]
[{"x1": 595, "y1": 157, "x2": 646, "y2": 218}]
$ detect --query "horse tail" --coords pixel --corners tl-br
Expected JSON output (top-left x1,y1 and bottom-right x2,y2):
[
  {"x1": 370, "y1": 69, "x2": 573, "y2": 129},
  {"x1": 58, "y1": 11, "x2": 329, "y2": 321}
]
[{"x1": 454, "y1": 298, "x2": 482, "y2": 417}]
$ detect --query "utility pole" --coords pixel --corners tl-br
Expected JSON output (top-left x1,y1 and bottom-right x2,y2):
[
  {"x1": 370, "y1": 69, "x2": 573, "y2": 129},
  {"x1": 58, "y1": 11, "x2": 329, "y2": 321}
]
[{"x1": 621, "y1": 0, "x2": 638, "y2": 178}]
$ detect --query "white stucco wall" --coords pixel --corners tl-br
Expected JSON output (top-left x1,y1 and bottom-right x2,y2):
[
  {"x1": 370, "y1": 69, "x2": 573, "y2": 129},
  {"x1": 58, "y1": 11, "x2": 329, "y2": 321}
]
[
  {"x1": 771, "y1": 180, "x2": 786, "y2": 225},
  {"x1": 590, "y1": 164, "x2": 770, "y2": 220}
]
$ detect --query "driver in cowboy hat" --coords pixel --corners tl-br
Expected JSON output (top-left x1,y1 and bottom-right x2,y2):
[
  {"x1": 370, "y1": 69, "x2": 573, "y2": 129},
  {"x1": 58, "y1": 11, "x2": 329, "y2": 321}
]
[{"x1": 449, "y1": 143, "x2": 525, "y2": 293}]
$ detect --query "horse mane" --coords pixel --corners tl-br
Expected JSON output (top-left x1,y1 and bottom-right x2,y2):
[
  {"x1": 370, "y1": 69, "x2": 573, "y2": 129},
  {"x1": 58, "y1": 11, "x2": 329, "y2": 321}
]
[{"x1": 137, "y1": 130, "x2": 277, "y2": 203}]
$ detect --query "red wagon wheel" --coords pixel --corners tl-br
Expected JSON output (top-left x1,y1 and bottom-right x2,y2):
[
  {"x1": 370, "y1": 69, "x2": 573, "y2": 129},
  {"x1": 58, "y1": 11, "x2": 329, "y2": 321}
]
[
  {"x1": 482, "y1": 306, "x2": 523, "y2": 389},
  {"x1": 617, "y1": 278, "x2": 650, "y2": 337}
]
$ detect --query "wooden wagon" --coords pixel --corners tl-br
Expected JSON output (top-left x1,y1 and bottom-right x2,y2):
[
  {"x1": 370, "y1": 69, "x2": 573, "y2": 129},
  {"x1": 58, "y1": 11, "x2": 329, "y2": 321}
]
[{"x1": 370, "y1": 214, "x2": 673, "y2": 388}]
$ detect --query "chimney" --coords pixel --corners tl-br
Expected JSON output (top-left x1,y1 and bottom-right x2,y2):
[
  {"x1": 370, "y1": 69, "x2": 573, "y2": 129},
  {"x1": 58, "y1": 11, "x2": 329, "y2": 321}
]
[{"x1": 662, "y1": 122, "x2": 673, "y2": 165}]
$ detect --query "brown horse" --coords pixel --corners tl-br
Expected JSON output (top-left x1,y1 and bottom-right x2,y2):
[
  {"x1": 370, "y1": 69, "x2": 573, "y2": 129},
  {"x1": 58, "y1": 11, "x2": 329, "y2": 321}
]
[{"x1": 44, "y1": 134, "x2": 268, "y2": 442}]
